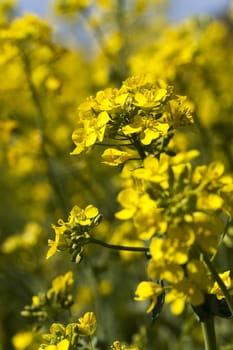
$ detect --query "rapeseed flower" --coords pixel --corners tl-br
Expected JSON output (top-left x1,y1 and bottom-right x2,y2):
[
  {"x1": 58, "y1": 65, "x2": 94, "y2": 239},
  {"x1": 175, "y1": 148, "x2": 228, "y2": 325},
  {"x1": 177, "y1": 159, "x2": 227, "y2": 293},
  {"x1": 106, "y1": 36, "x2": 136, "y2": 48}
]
[{"x1": 134, "y1": 281, "x2": 164, "y2": 313}]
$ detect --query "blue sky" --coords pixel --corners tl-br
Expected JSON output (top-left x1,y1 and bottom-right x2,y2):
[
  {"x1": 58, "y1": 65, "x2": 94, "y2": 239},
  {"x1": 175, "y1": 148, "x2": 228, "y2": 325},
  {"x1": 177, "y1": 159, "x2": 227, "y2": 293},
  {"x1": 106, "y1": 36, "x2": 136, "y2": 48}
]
[
  {"x1": 18, "y1": 0, "x2": 230, "y2": 20},
  {"x1": 169, "y1": 0, "x2": 229, "y2": 21}
]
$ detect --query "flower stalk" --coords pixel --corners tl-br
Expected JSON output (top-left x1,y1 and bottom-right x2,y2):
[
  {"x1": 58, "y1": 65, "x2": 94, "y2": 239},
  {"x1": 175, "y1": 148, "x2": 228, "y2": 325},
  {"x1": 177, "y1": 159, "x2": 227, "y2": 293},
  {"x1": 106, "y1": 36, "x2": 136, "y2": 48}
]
[
  {"x1": 198, "y1": 245, "x2": 233, "y2": 316},
  {"x1": 201, "y1": 317, "x2": 217, "y2": 350},
  {"x1": 90, "y1": 237, "x2": 149, "y2": 253}
]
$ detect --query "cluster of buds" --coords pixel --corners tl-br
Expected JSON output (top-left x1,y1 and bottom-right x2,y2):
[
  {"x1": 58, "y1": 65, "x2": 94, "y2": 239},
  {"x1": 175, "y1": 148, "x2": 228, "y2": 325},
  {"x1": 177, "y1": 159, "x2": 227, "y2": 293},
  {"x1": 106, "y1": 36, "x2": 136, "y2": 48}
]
[
  {"x1": 21, "y1": 272, "x2": 74, "y2": 325},
  {"x1": 47, "y1": 205, "x2": 102, "y2": 263}
]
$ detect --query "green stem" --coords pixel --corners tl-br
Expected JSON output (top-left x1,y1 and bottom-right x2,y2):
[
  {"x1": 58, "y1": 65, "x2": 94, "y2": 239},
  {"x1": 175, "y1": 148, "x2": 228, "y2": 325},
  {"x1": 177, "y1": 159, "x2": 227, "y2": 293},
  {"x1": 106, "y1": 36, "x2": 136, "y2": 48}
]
[
  {"x1": 131, "y1": 136, "x2": 147, "y2": 160},
  {"x1": 19, "y1": 46, "x2": 68, "y2": 214},
  {"x1": 210, "y1": 218, "x2": 232, "y2": 262},
  {"x1": 198, "y1": 245, "x2": 233, "y2": 316},
  {"x1": 201, "y1": 317, "x2": 217, "y2": 350},
  {"x1": 90, "y1": 237, "x2": 149, "y2": 253},
  {"x1": 88, "y1": 336, "x2": 94, "y2": 350}
]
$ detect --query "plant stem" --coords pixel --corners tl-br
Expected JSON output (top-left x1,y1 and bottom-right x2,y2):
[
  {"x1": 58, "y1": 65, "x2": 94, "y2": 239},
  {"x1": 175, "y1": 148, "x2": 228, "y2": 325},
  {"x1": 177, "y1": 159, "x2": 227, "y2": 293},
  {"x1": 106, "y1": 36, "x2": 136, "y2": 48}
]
[
  {"x1": 210, "y1": 218, "x2": 232, "y2": 262},
  {"x1": 201, "y1": 317, "x2": 217, "y2": 350},
  {"x1": 198, "y1": 245, "x2": 233, "y2": 316},
  {"x1": 131, "y1": 136, "x2": 147, "y2": 160},
  {"x1": 90, "y1": 237, "x2": 149, "y2": 253},
  {"x1": 19, "y1": 45, "x2": 68, "y2": 214}
]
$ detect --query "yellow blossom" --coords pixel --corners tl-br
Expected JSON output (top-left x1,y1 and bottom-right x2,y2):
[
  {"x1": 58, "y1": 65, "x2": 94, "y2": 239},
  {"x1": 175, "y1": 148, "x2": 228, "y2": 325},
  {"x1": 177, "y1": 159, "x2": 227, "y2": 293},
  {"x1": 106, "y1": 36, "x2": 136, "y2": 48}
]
[
  {"x1": 210, "y1": 270, "x2": 233, "y2": 300},
  {"x1": 12, "y1": 331, "x2": 34, "y2": 350},
  {"x1": 196, "y1": 193, "x2": 224, "y2": 211},
  {"x1": 77, "y1": 311, "x2": 96, "y2": 336},
  {"x1": 122, "y1": 115, "x2": 170, "y2": 145},
  {"x1": 134, "y1": 281, "x2": 164, "y2": 313},
  {"x1": 48, "y1": 271, "x2": 74, "y2": 296},
  {"x1": 46, "y1": 224, "x2": 68, "y2": 259},
  {"x1": 45, "y1": 339, "x2": 69, "y2": 350},
  {"x1": 193, "y1": 212, "x2": 224, "y2": 255},
  {"x1": 133, "y1": 154, "x2": 169, "y2": 187},
  {"x1": 2, "y1": 14, "x2": 51, "y2": 42},
  {"x1": 69, "y1": 205, "x2": 99, "y2": 226},
  {"x1": 133, "y1": 88, "x2": 167, "y2": 109},
  {"x1": 166, "y1": 265, "x2": 209, "y2": 315},
  {"x1": 32, "y1": 295, "x2": 40, "y2": 307},
  {"x1": 71, "y1": 112, "x2": 109, "y2": 154},
  {"x1": 115, "y1": 189, "x2": 141, "y2": 220},
  {"x1": 101, "y1": 148, "x2": 135, "y2": 166}
]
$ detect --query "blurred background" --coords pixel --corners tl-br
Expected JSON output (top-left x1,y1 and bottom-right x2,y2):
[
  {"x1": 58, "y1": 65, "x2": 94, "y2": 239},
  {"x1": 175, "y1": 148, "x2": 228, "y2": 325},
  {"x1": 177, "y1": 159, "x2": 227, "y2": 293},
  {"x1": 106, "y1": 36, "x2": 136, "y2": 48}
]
[
  {"x1": 0, "y1": 0, "x2": 233, "y2": 349},
  {"x1": 18, "y1": 0, "x2": 230, "y2": 20}
]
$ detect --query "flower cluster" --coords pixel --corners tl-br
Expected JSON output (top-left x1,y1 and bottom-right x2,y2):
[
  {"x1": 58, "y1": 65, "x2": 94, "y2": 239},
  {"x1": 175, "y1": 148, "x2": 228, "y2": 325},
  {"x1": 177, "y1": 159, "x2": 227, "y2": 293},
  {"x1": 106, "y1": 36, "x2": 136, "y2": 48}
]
[
  {"x1": 70, "y1": 73, "x2": 233, "y2": 318},
  {"x1": 113, "y1": 151, "x2": 233, "y2": 314},
  {"x1": 21, "y1": 272, "x2": 74, "y2": 324},
  {"x1": 47, "y1": 205, "x2": 102, "y2": 263},
  {"x1": 116, "y1": 152, "x2": 231, "y2": 242},
  {"x1": 0, "y1": 13, "x2": 51, "y2": 43},
  {"x1": 71, "y1": 74, "x2": 193, "y2": 164},
  {"x1": 39, "y1": 312, "x2": 96, "y2": 350}
]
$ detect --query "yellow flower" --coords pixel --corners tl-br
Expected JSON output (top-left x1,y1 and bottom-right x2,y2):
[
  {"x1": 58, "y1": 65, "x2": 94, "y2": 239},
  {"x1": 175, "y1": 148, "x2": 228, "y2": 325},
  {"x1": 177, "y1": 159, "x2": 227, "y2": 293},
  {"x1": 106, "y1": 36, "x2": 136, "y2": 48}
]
[
  {"x1": 165, "y1": 288, "x2": 186, "y2": 315},
  {"x1": 193, "y1": 212, "x2": 224, "y2": 255},
  {"x1": 163, "y1": 96, "x2": 193, "y2": 127},
  {"x1": 133, "y1": 155, "x2": 169, "y2": 187},
  {"x1": 133, "y1": 88, "x2": 167, "y2": 109},
  {"x1": 166, "y1": 279, "x2": 205, "y2": 315},
  {"x1": 4, "y1": 14, "x2": 50, "y2": 42},
  {"x1": 122, "y1": 115, "x2": 143, "y2": 135},
  {"x1": 122, "y1": 115, "x2": 169, "y2": 145},
  {"x1": 32, "y1": 295, "x2": 40, "y2": 307},
  {"x1": 115, "y1": 189, "x2": 141, "y2": 220},
  {"x1": 150, "y1": 225, "x2": 193, "y2": 264},
  {"x1": 47, "y1": 205, "x2": 100, "y2": 260},
  {"x1": 48, "y1": 271, "x2": 74, "y2": 296},
  {"x1": 114, "y1": 92, "x2": 129, "y2": 106},
  {"x1": 121, "y1": 74, "x2": 156, "y2": 92},
  {"x1": 192, "y1": 161, "x2": 225, "y2": 185},
  {"x1": 210, "y1": 270, "x2": 233, "y2": 300},
  {"x1": 111, "y1": 341, "x2": 122, "y2": 350},
  {"x1": 171, "y1": 149, "x2": 200, "y2": 165},
  {"x1": 141, "y1": 122, "x2": 170, "y2": 145},
  {"x1": 46, "y1": 226, "x2": 62, "y2": 259},
  {"x1": 95, "y1": 89, "x2": 115, "y2": 110},
  {"x1": 101, "y1": 148, "x2": 135, "y2": 166},
  {"x1": 196, "y1": 193, "x2": 223, "y2": 211},
  {"x1": 71, "y1": 112, "x2": 109, "y2": 155},
  {"x1": 133, "y1": 197, "x2": 166, "y2": 239},
  {"x1": 77, "y1": 312, "x2": 96, "y2": 336},
  {"x1": 147, "y1": 223, "x2": 196, "y2": 284},
  {"x1": 186, "y1": 260, "x2": 210, "y2": 289},
  {"x1": 116, "y1": 189, "x2": 166, "y2": 239},
  {"x1": 12, "y1": 331, "x2": 34, "y2": 350},
  {"x1": 45, "y1": 339, "x2": 69, "y2": 350},
  {"x1": 134, "y1": 281, "x2": 164, "y2": 313},
  {"x1": 46, "y1": 223, "x2": 69, "y2": 259},
  {"x1": 69, "y1": 205, "x2": 99, "y2": 226},
  {"x1": 164, "y1": 259, "x2": 211, "y2": 315}
]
